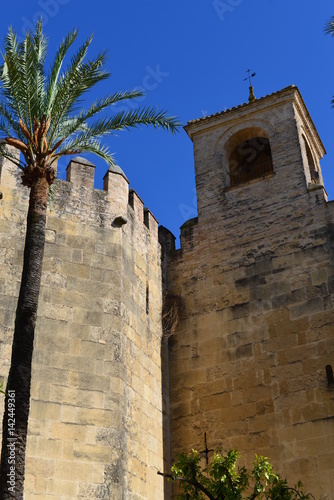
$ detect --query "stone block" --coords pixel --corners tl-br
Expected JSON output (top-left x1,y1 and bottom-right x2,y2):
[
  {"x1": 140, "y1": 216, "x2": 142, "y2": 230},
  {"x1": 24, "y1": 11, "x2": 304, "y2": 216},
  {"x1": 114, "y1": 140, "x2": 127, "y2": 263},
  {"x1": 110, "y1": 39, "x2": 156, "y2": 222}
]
[
  {"x1": 77, "y1": 372, "x2": 110, "y2": 392},
  {"x1": 80, "y1": 340, "x2": 107, "y2": 359},
  {"x1": 25, "y1": 457, "x2": 55, "y2": 479},
  {"x1": 61, "y1": 261, "x2": 90, "y2": 279},
  {"x1": 46, "y1": 479, "x2": 78, "y2": 497},
  {"x1": 290, "y1": 298, "x2": 324, "y2": 319},
  {"x1": 76, "y1": 407, "x2": 113, "y2": 427},
  {"x1": 30, "y1": 400, "x2": 62, "y2": 421},
  {"x1": 55, "y1": 460, "x2": 103, "y2": 483},
  {"x1": 73, "y1": 442, "x2": 111, "y2": 463},
  {"x1": 45, "y1": 229, "x2": 56, "y2": 244},
  {"x1": 51, "y1": 422, "x2": 87, "y2": 442},
  {"x1": 200, "y1": 392, "x2": 231, "y2": 411}
]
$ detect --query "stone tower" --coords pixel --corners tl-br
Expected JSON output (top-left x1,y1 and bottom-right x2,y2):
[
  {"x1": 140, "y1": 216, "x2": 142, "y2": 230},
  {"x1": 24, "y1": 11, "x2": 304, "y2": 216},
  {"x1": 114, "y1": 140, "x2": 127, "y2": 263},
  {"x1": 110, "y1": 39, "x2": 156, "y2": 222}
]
[
  {"x1": 161, "y1": 85, "x2": 334, "y2": 498},
  {"x1": 0, "y1": 155, "x2": 165, "y2": 498}
]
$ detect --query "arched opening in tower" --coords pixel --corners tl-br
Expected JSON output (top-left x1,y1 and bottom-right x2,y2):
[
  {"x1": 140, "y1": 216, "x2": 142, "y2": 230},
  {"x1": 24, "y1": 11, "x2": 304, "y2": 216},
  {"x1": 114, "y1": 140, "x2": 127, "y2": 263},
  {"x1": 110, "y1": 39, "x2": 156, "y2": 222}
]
[{"x1": 229, "y1": 136, "x2": 273, "y2": 187}]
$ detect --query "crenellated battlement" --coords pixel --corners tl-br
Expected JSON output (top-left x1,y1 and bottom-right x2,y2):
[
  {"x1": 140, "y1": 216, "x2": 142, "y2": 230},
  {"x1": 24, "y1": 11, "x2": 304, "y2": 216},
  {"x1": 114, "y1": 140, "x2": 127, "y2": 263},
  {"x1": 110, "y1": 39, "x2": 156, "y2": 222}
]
[{"x1": 0, "y1": 146, "x2": 159, "y2": 245}]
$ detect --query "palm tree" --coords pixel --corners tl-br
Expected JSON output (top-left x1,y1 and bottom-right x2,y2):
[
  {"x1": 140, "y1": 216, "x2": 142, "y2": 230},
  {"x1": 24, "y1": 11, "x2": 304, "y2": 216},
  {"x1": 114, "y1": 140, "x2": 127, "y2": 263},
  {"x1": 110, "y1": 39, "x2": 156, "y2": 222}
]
[{"x1": 0, "y1": 20, "x2": 178, "y2": 499}]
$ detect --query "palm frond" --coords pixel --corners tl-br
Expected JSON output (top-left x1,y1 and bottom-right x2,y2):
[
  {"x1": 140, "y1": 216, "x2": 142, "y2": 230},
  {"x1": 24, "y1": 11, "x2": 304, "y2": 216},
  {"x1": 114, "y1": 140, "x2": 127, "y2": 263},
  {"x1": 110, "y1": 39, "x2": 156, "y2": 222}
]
[
  {"x1": 55, "y1": 89, "x2": 144, "y2": 139},
  {"x1": 47, "y1": 35, "x2": 107, "y2": 141},
  {"x1": 0, "y1": 102, "x2": 24, "y2": 139},
  {"x1": 30, "y1": 19, "x2": 47, "y2": 120},
  {"x1": 45, "y1": 28, "x2": 78, "y2": 117},
  {"x1": 55, "y1": 136, "x2": 116, "y2": 166},
  {"x1": 1, "y1": 28, "x2": 26, "y2": 122},
  {"x1": 0, "y1": 118, "x2": 13, "y2": 137},
  {"x1": 66, "y1": 90, "x2": 145, "y2": 127},
  {"x1": 53, "y1": 116, "x2": 89, "y2": 139},
  {"x1": 98, "y1": 107, "x2": 181, "y2": 134},
  {"x1": 0, "y1": 21, "x2": 47, "y2": 131},
  {"x1": 50, "y1": 105, "x2": 179, "y2": 158},
  {"x1": 21, "y1": 19, "x2": 47, "y2": 133},
  {"x1": 52, "y1": 51, "x2": 109, "y2": 116}
]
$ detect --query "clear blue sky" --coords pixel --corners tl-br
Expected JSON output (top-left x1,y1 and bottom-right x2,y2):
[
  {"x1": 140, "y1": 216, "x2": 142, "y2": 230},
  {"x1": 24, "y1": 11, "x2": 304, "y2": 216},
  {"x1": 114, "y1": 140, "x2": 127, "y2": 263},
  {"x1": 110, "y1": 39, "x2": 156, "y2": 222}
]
[{"x1": 1, "y1": 1, "x2": 334, "y2": 242}]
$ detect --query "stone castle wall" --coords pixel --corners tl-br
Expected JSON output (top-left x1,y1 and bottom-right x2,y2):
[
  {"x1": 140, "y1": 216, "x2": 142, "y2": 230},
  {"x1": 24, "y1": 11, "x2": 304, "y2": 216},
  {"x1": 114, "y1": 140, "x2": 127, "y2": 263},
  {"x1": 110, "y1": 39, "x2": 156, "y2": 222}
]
[
  {"x1": 0, "y1": 85, "x2": 333, "y2": 500},
  {"x1": 161, "y1": 87, "x2": 334, "y2": 499},
  {"x1": 0, "y1": 154, "x2": 165, "y2": 499}
]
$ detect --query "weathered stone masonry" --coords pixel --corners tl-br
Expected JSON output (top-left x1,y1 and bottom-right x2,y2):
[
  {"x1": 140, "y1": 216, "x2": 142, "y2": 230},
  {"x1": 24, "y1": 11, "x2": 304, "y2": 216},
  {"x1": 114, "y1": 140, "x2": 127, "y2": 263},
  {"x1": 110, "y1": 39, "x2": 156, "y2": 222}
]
[
  {"x1": 0, "y1": 156, "x2": 165, "y2": 499},
  {"x1": 0, "y1": 85, "x2": 333, "y2": 499},
  {"x1": 160, "y1": 86, "x2": 334, "y2": 499}
]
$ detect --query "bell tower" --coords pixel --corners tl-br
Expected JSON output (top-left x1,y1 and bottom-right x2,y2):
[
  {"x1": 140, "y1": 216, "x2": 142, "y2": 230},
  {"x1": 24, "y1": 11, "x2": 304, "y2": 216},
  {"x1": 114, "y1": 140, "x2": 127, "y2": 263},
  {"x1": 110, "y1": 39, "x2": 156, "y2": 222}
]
[
  {"x1": 161, "y1": 85, "x2": 334, "y2": 500},
  {"x1": 184, "y1": 85, "x2": 326, "y2": 224}
]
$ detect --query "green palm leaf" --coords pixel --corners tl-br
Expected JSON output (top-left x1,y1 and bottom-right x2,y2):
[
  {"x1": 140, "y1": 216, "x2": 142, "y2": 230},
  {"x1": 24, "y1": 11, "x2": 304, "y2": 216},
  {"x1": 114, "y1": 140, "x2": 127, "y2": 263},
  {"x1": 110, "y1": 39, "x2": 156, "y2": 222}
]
[
  {"x1": 1, "y1": 28, "x2": 26, "y2": 122},
  {"x1": 47, "y1": 37, "x2": 109, "y2": 142},
  {"x1": 45, "y1": 28, "x2": 78, "y2": 117},
  {"x1": 57, "y1": 90, "x2": 144, "y2": 138},
  {"x1": 99, "y1": 107, "x2": 180, "y2": 133},
  {"x1": 21, "y1": 20, "x2": 47, "y2": 133},
  {"x1": 55, "y1": 137, "x2": 115, "y2": 166},
  {"x1": 0, "y1": 102, "x2": 24, "y2": 139},
  {"x1": 26, "y1": 19, "x2": 47, "y2": 124}
]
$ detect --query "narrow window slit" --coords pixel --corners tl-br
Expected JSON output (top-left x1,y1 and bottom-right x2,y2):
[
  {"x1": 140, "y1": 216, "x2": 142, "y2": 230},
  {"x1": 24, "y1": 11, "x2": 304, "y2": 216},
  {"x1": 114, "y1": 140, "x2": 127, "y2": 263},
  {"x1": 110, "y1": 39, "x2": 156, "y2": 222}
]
[
  {"x1": 326, "y1": 365, "x2": 334, "y2": 385},
  {"x1": 146, "y1": 285, "x2": 149, "y2": 315}
]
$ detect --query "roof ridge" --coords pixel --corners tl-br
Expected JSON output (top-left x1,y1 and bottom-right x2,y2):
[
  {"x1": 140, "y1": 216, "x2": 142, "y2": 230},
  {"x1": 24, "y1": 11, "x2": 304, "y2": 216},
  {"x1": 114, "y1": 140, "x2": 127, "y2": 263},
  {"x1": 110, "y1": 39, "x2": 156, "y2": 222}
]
[{"x1": 186, "y1": 85, "x2": 297, "y2": 126}]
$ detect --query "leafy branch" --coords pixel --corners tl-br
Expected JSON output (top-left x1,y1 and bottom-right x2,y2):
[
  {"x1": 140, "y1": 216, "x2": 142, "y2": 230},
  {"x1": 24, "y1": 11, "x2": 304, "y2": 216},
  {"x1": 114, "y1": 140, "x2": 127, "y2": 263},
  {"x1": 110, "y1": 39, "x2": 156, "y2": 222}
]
[{"x1": 158, "y1": 449, "x2": 314, "y2": 500}]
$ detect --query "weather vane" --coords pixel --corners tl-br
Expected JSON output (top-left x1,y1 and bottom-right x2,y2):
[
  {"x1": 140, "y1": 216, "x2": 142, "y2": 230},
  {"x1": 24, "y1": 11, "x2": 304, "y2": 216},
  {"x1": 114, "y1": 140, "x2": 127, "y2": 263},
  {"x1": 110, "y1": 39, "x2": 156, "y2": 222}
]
[{"x1": 244, "y1": 69, "x2": 256, "y2": 103}]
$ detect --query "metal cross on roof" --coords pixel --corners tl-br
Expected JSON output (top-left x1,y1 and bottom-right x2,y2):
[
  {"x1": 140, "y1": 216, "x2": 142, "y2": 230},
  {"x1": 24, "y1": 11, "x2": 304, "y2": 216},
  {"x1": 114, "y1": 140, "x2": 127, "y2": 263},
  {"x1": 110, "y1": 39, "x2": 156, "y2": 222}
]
[
  {"x1": 244, "y1": 69, "x2": 256, "y2": 102},
  {"x1": 244, "y1": 68, "x2": 256, "y2": 86}
]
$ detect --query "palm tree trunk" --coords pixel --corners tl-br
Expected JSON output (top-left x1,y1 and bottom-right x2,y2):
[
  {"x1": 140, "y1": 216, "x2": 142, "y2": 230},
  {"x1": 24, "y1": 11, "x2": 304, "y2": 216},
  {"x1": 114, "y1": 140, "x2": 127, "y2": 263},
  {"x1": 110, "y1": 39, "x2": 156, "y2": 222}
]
[{"x1": 0, "y1": 175, "x2": 49, "y2": 499}]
